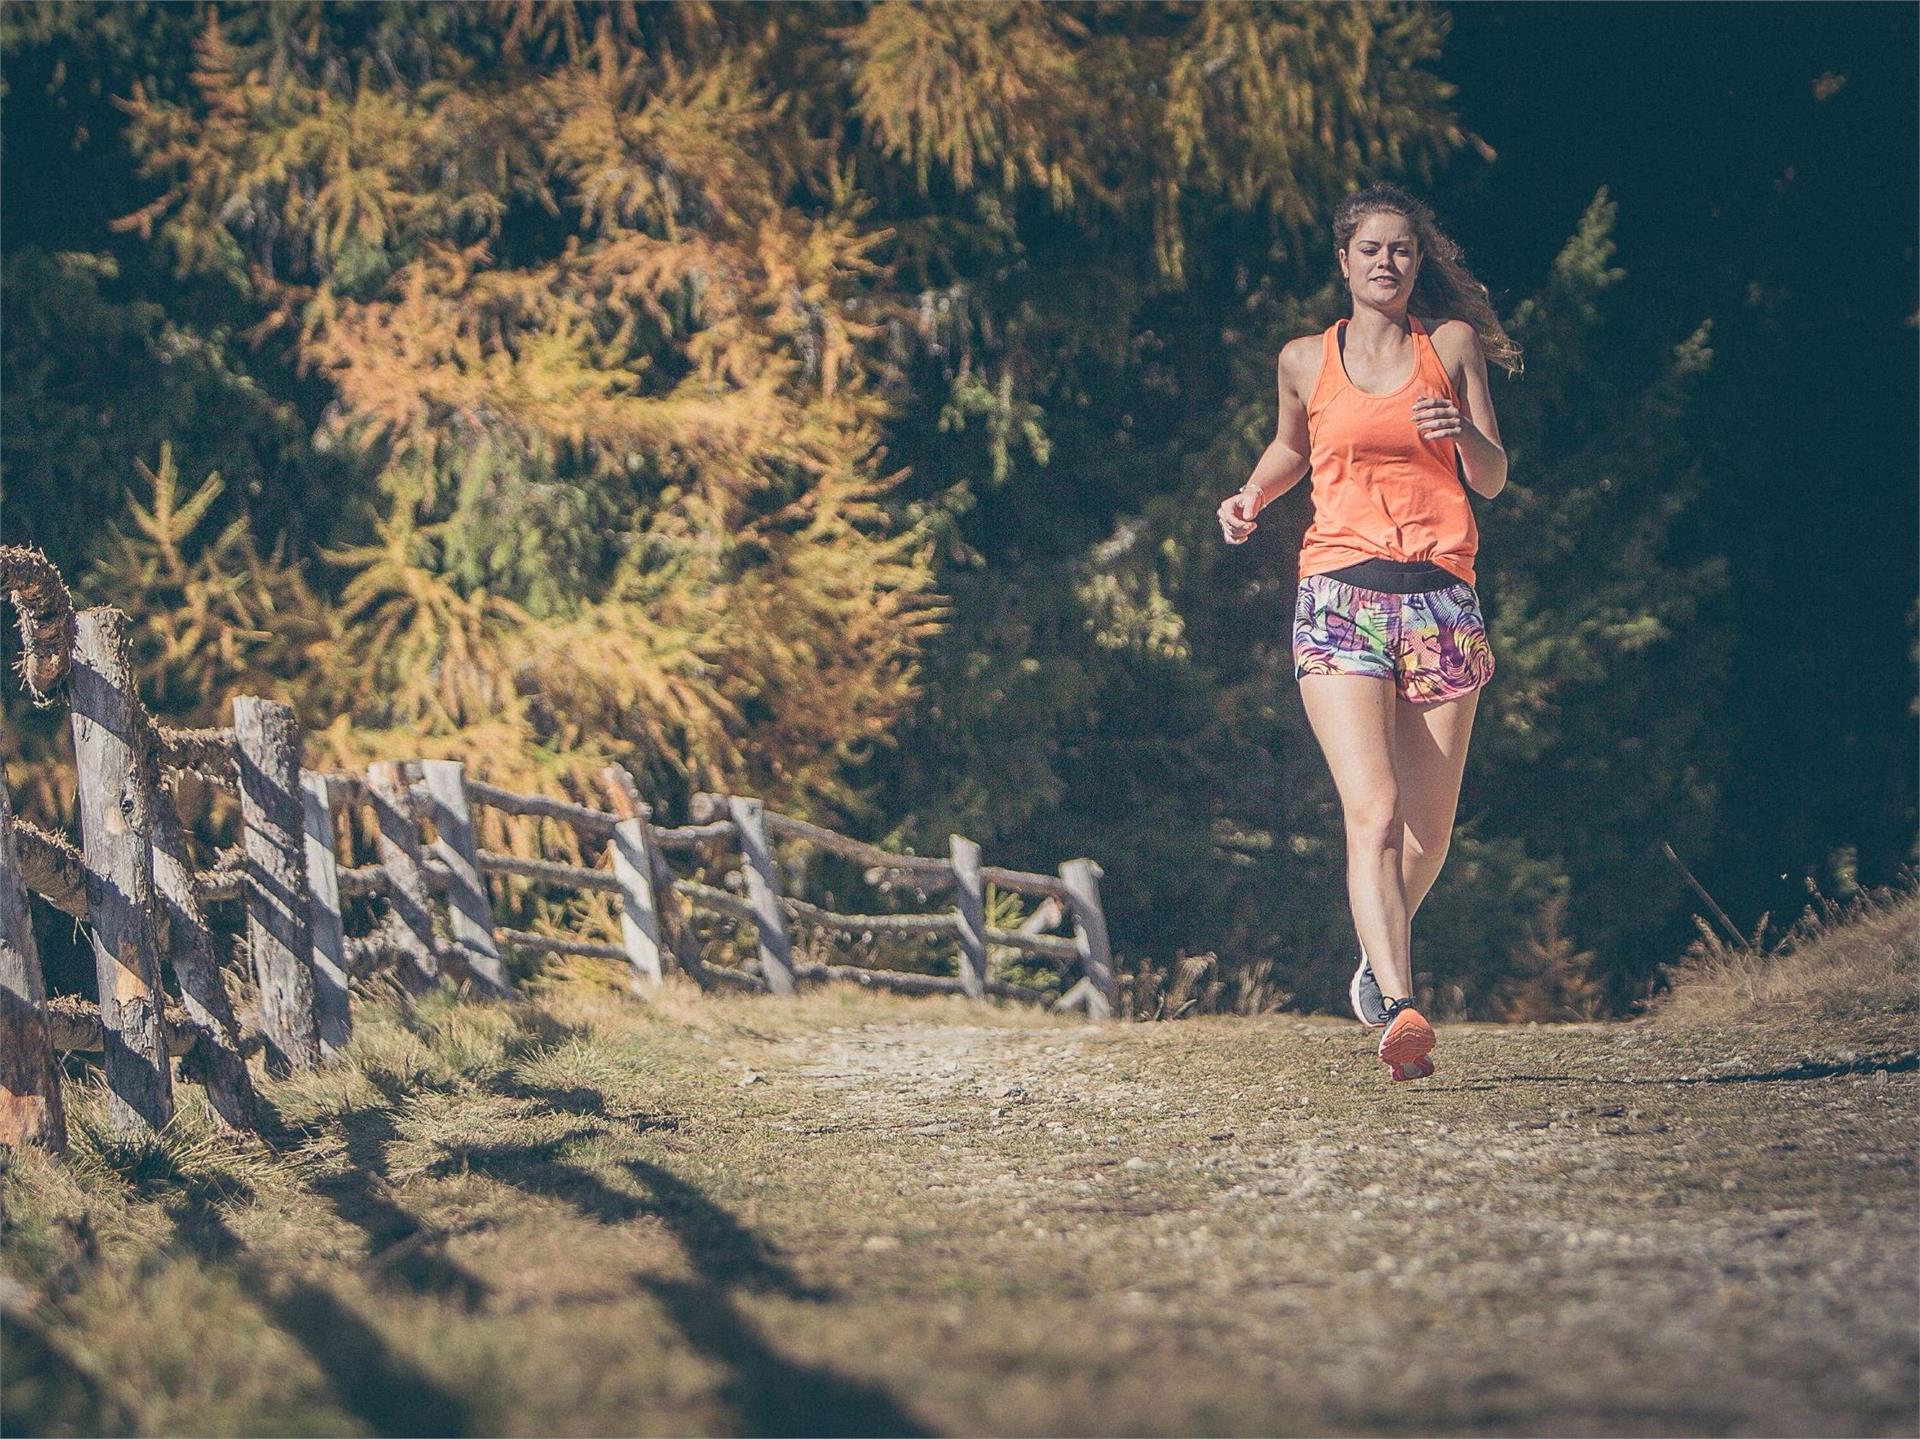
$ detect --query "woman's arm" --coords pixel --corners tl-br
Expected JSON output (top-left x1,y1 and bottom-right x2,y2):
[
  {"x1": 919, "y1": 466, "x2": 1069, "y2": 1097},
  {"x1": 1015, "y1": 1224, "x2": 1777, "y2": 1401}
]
[
  {"x1": 1242, "y1": 338, "x2": 1317, "y2": 508},
  {"x1": 1220, "y1": 339, "x2": 1316, "y2": 544},
  {"x1": 1425, "y1": 320, "x2": 1508, "y2": 499}
]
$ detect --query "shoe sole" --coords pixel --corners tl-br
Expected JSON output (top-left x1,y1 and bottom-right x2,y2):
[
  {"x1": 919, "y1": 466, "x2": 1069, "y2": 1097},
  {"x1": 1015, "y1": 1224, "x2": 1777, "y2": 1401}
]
[
  {"x1": 1378, "y1": 1008, "x2": 1436, "y2": 1072},
  {"x1": 1349, "y1": 963, "x2": 1387, "y2": 1030},
  {"x1": 1388, "y1": 1055, "x2": 1435, "y2": 1082}
]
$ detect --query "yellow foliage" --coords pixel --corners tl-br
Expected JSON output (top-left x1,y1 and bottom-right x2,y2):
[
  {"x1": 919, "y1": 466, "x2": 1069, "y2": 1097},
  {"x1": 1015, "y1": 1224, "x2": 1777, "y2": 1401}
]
[
  {"x1": 83, "y1": 443, "x2": 334, "y2": 718},
  {"x1": 323, "y1": 511, "x2": 530, "y2": 734},
  {"x1": 840, "y1": 0, "x2": 1091, "y2": 203},
  {"x1": 114, "y1": 4, "x2": 951, "y2": 827},
  {"x1": 99, "y1": 0, "x2": 1467, "y2": 850}
]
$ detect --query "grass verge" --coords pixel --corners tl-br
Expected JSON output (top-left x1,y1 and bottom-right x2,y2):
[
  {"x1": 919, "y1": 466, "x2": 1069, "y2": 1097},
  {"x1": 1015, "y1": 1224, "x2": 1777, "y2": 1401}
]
[{"x1": 3, "y1": 903, "x2": 1915, "y2": 1436}]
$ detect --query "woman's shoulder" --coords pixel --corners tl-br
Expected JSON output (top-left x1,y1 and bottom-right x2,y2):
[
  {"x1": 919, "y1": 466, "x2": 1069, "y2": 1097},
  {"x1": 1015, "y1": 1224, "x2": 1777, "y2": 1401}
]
[
  {"x1": 1280, "y1": 330, "x2": 1328, "y2": 364},
  {"x1": 1280, "y1": 329, "x2": 1331, "y2": 401},
  {"x1": 1420, "y1": 314, "x2": 1483, "y2": 359}
]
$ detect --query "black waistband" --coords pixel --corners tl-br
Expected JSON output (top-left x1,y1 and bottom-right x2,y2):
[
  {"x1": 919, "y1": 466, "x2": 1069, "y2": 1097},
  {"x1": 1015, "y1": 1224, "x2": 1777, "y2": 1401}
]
[{"x1": 1313, "y1": 557, "x2": 1462, "y2": 594}]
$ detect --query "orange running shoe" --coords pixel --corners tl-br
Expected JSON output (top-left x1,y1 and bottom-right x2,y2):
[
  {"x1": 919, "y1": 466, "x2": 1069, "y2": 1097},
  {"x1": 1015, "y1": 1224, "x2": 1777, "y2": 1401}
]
[{"x1": 1377, "y1": 998, "x2": 1436, "y2": 1080}]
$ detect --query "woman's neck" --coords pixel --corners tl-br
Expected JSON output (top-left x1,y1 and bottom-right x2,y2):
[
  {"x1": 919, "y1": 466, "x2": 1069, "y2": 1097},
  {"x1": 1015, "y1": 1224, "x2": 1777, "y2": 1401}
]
[{"x1": 1343, "y1": 308, "x2": 1414, "y2": 359}]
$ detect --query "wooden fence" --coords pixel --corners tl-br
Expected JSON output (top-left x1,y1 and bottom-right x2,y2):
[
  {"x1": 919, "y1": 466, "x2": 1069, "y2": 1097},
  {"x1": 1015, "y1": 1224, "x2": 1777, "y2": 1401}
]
[{"x1": 0, "y1": 545, "x2": 1116, "y2": 1153}]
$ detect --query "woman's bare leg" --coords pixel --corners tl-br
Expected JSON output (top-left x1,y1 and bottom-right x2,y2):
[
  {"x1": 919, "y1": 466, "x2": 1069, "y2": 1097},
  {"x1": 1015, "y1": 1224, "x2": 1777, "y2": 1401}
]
[
  {"x1": 1351, "y1": 688, "x2": 1483, "y2": 989},
  {"x1": 1392, "y1": 687, "x2": 1481, "y2": 919},
  {"x1": 1296, "y1": 674, "x2": 1412, "y2": 999}
]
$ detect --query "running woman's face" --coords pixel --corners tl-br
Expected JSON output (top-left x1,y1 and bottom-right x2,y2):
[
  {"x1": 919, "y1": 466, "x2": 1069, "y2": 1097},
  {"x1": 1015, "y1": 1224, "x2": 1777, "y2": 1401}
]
[{"x1": 1340, "y1": 213, "x2": 1420, "y2": 307}]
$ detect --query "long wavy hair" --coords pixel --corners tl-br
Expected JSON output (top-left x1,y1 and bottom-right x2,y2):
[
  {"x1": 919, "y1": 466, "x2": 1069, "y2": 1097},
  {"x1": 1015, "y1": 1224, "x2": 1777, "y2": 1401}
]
[{"x1": 1333, "y1": 183, "x2": 1523, "y2": 379}]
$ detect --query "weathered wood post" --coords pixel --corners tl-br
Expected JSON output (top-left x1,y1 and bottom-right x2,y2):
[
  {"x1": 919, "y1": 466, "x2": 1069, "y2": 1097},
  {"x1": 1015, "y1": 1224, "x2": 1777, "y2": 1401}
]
[
  {"x1": 0, "y1": 771, "x2": 67, "y2": 1150},
  {"x1": 298, "y1": 772, "x2": 352, "y2": 1053},
  {"x1": 603, "y1": 767, "x2": 709, "y2": 989},
  {"x1": 1059, "y1": 858, "x2": 1117, "y2": 1021},
  {"x1": 69, "y1": 608, "x2": 174, "y2": 1133},
  {"x1": 949, "y1": 835, "x2": 989, "y2": 1001},
  {"x1": 233, "y1": 697, "x2": 321, "y2": 1075},
  {"x1": 149, "y1": 789, "x2": 260, "y2": 1129},
  {"x1": 419, "y1": 761, "x2": 513, "y2": 997},
  {"x1": 610, "y1": 819, "x2": 666, "y2": 992},
  {"x1": 366, "y1": 761, "x2": 440, "y2": 992},
  {"x1": 725, "y1": 795, "x2": 795, "y2": 996}
]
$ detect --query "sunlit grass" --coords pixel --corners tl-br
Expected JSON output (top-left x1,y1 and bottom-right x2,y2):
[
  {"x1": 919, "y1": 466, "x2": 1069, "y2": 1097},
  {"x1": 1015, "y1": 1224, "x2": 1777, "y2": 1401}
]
[
  {"x1": 5, "y1": 893, "x2": 1915, "y2": 1436},
  {"x1": 1657, "y1": 869, "x2": 1920, "y2": 1026}
]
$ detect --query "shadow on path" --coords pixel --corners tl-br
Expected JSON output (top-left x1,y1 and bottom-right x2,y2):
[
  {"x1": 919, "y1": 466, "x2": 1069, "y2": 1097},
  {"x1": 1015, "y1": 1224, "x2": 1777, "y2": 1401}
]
[
  {"x1": 313, "y1": 1095, "x2": 493, "y2": 1311},
  {"x1": 419, "y1": 1081, "x2": 932, "y2": 1435},
  {"x1": 623, "y1": 1158, "x2": 827, "y2": 1300},
  {"x1": 640, "y1": 1276, "x2": 935, "y2": 1437},
  {"x1": 1413, "y1": 1049, "x2": 1919, "y2": 1094},
  {"x1": 163, "y1": 1153, "x2": 475, "y2": 1437},
  {"x1": 425, "y1": 1130, "x2": 651, "y2": 1225}
]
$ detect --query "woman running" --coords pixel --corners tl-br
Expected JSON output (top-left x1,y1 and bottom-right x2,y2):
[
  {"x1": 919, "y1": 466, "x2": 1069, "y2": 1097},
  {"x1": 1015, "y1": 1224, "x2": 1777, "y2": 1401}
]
[{"x1": 1217, "y1": 184, "x2": 1523, "y2": 1081}]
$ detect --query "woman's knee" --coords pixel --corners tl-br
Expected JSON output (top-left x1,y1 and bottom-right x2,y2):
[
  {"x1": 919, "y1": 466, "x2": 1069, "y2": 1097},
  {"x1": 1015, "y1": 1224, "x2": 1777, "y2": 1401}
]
[{"x1": 1343, "y1": 799, "x2": 1403, "y2": 857}]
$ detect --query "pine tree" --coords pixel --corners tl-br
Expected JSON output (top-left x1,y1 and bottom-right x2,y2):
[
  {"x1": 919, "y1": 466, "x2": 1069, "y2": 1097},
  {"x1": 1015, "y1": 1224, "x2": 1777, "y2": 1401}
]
[
  {"x1": 1468, "y1": 189, "x2": 1734, "y2": 1005},
  {"x1": 1492, "y1": 891, "x2": 1605, "y2": 1023}
]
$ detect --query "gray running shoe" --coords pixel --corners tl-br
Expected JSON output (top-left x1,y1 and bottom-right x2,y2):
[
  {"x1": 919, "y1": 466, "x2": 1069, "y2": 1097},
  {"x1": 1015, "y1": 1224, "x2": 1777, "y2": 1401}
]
[{"x1": 1348, "y1": 952, "x2": 1389, "y2": 1028}]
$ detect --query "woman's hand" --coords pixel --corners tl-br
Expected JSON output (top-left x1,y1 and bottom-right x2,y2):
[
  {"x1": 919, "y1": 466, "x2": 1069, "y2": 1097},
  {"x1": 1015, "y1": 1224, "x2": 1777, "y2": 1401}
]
[
  {"x1": 1219, "y1": 486, "x2": 1262, "y2": 544},
  {"x1": 1413, "y1": 393, "x2": 1464, "y2": 440}
]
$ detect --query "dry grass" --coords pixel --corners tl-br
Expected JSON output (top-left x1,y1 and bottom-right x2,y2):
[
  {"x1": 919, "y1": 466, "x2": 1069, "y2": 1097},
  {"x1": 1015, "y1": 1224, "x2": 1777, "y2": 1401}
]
[
  {"x1": 1656, "y1": 869, "x2": 1920, "y2": 1028},
  {"x1": 4, "y1": 893, "x2": 1916, "y2": 1436}
]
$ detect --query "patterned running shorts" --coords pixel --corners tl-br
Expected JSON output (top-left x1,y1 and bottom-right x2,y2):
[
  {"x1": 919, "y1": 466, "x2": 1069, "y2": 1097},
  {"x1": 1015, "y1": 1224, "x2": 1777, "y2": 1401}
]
[{"x1": 1292, "y1": 573, "x2": 1496, "y2": 705}]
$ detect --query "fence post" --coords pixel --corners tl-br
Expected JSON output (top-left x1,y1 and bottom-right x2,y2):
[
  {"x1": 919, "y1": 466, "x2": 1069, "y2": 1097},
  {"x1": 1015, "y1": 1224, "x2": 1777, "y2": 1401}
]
[
  {"x1": 0, "y1": 770, "x2": 66, "y2": 1151},
  {"x1": 69, "y1": 608, "x2": 174, "y2": 1133},
  {"x1": 366, "y1": 761, "x2": 440, "y2": 992},
  {"x1": 610, "y1": 819, "x2": 666, "y2": 992},
  {"x1": 299, "y1": 772, "x2": 353, "y2": 1053},
  {"x1": 726, "y1": 796, "x2": 795, "y2": 996},
  {"x1": 949, "y1": 835, "x2": 989, "y2": 1001},
  {"x1": 150, "y1": 787, "x2": 261, "y2": 1129},
  {"x1": 1058, "y1": 858, "x2": 1117, "y2": 1021},
  {"x1": 233, "y1": 697, "x2": 321, "y2": 1075},
  {"x1": 419, "y1": 761, "x2": 513, "y2": 997},
  {"x1": 602, "y1": 767, "x2": 715, "y2": 990}
]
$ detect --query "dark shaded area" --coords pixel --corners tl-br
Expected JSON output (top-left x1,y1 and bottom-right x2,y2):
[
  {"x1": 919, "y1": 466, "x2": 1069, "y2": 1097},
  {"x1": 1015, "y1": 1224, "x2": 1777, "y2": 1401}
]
[
  {"x1": 622, "y1": 1157, "x2": 826, "y2": 1299},
  {"x1": 494, "y1": 1077, "x2": 611, "y2": 1116},
  {"x1": 1413, "y1": 1048, "x2": 1919, "y2": 1094},
  {"x1": 258, "y1": 1270, "x2": 475, "y2": 1438},
  {"x1": 622, "y1": 1152, "x2": 932, "y2": 1434},
  {"x1": 488, "y1": 1069, "x2": 687, "y2": 1129},
  {"x1": 425, "y1": 1130, "x2": 650, "y2": 1225},
  {"x1": 1432, "y1": 2, "x2": 1919, "y2": 951},
  {"x1": 641, "y1": 1277, "x2": 936, "y2": 1438},
  {"x1": 7, "y1": 1140, "x2": 475, "y2": 1439},
  {"x1": 1348, "y1": 1397, "x2": 1743, "y2": 1436},
  {"x1": 317, "y1": 1093, "x2": 494, "y2": 1311},
  {"x1": 419, "y1": 1068, "x2": 928, "y2": 1435},
  {"x1": 0, "y1": 1313, "x2": 142, "y2": 1437}
]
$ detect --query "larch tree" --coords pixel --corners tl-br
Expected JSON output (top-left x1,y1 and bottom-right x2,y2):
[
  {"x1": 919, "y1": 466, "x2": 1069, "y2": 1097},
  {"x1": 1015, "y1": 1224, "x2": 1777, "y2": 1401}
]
[{"x1": 116, "y1": 0, "x2": 946, "y2": 817}]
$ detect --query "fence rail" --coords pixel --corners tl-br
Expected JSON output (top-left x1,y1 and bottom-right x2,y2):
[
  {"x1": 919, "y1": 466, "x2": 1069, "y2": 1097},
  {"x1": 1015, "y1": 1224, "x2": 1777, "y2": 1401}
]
[{"x1": 0, "y1": 544, "x2": 1117, "y2": 1154}]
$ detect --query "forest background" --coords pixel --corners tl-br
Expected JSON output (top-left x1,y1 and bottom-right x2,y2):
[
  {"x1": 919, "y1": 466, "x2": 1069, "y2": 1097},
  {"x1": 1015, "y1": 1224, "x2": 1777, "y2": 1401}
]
[{"x1": 2, "y1": 0, "x2": 1914, "y2": 1019}]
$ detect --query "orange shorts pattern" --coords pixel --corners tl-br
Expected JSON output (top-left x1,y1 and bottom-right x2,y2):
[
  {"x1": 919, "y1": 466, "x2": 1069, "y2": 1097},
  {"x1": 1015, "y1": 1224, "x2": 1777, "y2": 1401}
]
[{"x1": 1292, "y1": 573, "x2": 1495, "y2": 705}]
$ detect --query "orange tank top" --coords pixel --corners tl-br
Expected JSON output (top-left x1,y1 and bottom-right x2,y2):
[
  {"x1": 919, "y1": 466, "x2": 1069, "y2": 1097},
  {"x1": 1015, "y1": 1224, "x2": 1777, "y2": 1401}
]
[{"x1": 1297, "y1": 312, "x2": 1479, "y2": 588}]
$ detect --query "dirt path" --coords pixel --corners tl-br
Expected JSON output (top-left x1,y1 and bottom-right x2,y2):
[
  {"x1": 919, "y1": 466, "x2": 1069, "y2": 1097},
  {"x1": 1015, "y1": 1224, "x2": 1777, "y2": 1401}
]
[
  {"x1": 5, "y1": 988, "x2": 1915, "y2": 1437},
  {"x1": 750, "y1": 1007, "x2": 1918, "y2": 1435}
]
